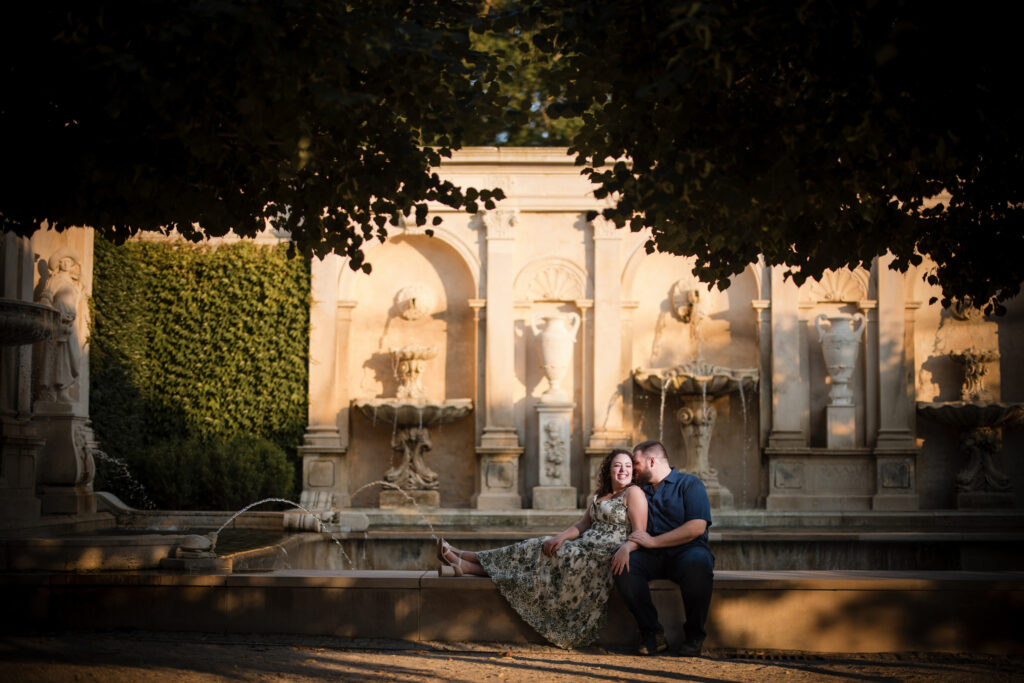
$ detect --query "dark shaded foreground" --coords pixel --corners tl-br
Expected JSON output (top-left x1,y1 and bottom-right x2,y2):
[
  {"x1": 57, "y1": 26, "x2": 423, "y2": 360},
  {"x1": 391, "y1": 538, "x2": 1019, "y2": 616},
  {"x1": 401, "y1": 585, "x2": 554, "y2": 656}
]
[{"x1": 1, "y1": 632, "x2": 1021, "y2": 682}]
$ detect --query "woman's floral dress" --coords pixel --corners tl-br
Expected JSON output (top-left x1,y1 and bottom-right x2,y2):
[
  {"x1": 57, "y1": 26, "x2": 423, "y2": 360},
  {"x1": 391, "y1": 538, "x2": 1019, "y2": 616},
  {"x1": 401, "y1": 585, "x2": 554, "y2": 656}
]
[{"x1": 476, "y1": 490, "x2": 632, "y2": 649}]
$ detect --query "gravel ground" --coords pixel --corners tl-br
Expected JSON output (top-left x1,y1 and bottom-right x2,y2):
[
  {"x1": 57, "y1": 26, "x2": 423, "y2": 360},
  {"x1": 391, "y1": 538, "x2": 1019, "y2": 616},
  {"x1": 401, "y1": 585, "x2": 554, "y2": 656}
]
[{"x1": 1, "y1": 632, "x2": 1021, "y2": 682}]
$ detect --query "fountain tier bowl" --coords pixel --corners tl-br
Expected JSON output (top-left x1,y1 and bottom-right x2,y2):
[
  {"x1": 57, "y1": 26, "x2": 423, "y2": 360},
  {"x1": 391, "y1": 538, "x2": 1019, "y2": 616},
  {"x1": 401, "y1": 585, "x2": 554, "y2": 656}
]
[
  {"x1": 356, "y1": 399, "x2": 473, "y2": 427},
  {"x1": 917, "y1": 402, "x2": 1024, "y2": 429},
  {"x1": 0, "y1": 298, "x2": 59, "y2": 346},
  {"x1": 634, "y1": 364, "x2": 759, "y2": 398}
]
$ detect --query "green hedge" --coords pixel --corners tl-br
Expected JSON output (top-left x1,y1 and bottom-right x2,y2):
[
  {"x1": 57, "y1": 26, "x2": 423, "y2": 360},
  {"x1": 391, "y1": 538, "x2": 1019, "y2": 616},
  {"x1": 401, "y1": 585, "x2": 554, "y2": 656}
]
[{"x1": 90, "y1": 237, "x2": 309, "y2": 510}]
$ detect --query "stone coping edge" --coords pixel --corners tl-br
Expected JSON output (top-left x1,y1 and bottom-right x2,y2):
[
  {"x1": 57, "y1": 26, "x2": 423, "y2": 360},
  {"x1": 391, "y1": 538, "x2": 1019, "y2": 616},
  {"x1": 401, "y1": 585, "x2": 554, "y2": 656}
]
[{"x1": 3, "y1": 569, "x2": 1023, "y2": 591}]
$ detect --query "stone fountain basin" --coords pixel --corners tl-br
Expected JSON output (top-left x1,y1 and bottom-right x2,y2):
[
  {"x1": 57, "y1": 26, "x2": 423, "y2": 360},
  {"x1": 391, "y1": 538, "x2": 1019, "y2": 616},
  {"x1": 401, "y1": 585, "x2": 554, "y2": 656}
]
[
  {"x1": 634, "y1": 365, "x2": 759, "y2": 399},
  {"x1": 916, "y1": 401, "x2": 1024, "y2": 429},
  {"x1": 0, "y1": 298, "x2": 59, "y2": 346},
  {"x1": 356, "y1": 399, "x2": 473, "y2": 427}
]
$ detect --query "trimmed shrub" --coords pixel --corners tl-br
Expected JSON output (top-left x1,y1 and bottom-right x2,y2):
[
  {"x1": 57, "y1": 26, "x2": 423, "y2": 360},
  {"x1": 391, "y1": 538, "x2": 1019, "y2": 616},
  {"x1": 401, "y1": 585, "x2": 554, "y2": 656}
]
[
  {"x1": 132, "y1": 434, "x2": 295, "y2": 511},
  {"x1": 90, "y1": 237, "x2": 309, "y2": 509}
]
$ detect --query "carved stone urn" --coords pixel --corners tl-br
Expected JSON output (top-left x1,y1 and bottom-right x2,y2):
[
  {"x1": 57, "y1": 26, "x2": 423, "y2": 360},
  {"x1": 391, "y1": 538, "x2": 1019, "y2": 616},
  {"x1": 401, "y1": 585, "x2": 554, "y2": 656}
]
[
  {"x1": 815, "y1": 313, "x2": 865, "y2": 406},
  {"x1": 530, "y1": 312, "x2": 580, "y2": 402}
]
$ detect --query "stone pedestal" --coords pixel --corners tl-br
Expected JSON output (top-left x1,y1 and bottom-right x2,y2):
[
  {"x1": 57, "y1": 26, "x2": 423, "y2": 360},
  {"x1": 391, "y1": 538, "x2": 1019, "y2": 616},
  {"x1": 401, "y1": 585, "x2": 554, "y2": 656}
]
[
  {"x1": 767, "y1": 447, "x2": 920, "y2": 511},
  {"x1": 298, "y1": 425, "x2": 350, "y2": 510},
  {"x1": 0, "y1": 415, "x2": 43, "y2": 525},
  {"x1": 826, "y1": 405, "x2": 857, "y2": 449},
  {"x1": 872, "y1": 451, "x2": 919, "y2": 511},
  {"x1": 33, "y1": 402, "x2": 96, "y2": 515},
  {"x1": 532, "y1": 401, "x2": 576, "y2": 510},
  {"x1": 473, "y1": 446, "x2": 523, "y2": 509}
]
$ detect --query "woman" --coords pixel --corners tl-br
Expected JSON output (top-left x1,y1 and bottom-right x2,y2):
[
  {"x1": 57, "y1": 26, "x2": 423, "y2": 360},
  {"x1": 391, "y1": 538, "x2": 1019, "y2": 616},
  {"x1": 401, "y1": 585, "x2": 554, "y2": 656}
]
[{"x1": 437, "y1": 449, "x2": 648, "y2": 649}]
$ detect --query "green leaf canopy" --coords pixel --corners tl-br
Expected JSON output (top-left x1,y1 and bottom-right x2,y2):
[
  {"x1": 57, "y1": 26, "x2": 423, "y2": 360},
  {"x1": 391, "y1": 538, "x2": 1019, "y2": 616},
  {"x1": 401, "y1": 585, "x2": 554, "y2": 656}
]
[
  {"x1": 1, "y1": 1, "x2": 506, "y2": 270},
  {"x1": 522, "y1": 0, "x2": 1024, "y2": 312}
]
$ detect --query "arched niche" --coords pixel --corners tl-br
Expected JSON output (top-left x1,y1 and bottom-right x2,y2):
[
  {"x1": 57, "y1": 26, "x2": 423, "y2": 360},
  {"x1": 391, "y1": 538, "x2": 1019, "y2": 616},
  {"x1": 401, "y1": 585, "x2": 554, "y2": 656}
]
[{"x1": 342, "y1": 231, "x2": 478, "y2": 507}]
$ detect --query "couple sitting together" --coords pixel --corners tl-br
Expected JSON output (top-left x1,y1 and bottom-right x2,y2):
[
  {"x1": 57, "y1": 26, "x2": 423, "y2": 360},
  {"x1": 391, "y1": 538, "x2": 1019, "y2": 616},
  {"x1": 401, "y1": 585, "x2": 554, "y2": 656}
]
[{"x1": 437, "y1": 440, "x2": 714, "y2": 656}]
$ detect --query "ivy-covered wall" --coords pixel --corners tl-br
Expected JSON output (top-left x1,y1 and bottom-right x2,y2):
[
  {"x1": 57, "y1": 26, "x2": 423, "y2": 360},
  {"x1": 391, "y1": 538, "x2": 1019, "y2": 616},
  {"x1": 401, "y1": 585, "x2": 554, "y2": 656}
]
[{"x1": 90, "y1": 237, "x2": 310, "y2": 510}]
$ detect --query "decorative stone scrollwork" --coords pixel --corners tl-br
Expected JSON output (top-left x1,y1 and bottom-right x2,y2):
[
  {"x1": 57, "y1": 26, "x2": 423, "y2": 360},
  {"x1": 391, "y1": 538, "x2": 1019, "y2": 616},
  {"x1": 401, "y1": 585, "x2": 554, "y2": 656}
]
[
  {"x1": 542, "y1": 420, "x2": 567, "y2": 479},
  {"x1": 956, "y1": 428, "x2": 1011, "y2": 493},
  {"x1": 950, "y1": 349, "x2": 999, "y2": 402},
  {"x1": 591, "y1": 215, "x2": 619, "y2": 238},
  {"x1": 670, "y1": 281, "x2": 709, "y2": 324},
  {"x1": 482, "y1": 209, "x2": 518, "y2": 239},
  {"x1": 514, "y1": 259, "x2": 588, "y2": 302},
  {"x1": 800, "y1": 267, "x2": 869, "y2": 305},
  {"x1": 394, "y1": 283, "x2": 437, "y2": 321},
  {"x1": 386, "y1": 426, "x2": 440, "y2": 490}
]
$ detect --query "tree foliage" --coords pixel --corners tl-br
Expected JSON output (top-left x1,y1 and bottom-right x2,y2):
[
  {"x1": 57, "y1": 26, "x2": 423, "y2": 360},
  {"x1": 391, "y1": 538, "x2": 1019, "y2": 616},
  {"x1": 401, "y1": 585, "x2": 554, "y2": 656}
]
[
  {"x1": 519, "y1": 0, "x2": 1024, "y2": 312},
  {"x1": 470, "y1": 0, "x2": 582, "y2": 145},
  {"x1": 1, "y1": 1, "x2": 507, "y2": 270}
]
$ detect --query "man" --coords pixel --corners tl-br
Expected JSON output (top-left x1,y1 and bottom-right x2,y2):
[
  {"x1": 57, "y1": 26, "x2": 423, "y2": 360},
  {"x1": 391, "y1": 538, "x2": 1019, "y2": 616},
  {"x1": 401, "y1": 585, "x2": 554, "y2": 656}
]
[{"x1": 614, "y1": 440, "x2": 714, "y2": 656}]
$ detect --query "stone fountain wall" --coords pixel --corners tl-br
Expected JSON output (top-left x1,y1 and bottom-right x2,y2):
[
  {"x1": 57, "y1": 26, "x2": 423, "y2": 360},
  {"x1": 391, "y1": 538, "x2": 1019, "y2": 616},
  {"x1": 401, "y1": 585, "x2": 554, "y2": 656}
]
[
  {"x1": 299, "y1": 148, "x2": 1024, "y2": 513},
  {"x1": 625, "y1": 253, "x2": 763, "y2": 509}
]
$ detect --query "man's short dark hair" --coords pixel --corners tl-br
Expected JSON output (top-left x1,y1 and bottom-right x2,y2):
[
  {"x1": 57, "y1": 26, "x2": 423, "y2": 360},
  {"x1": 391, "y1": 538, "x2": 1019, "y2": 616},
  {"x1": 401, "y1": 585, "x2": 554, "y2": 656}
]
[{"x1": 633, "y1": 440, "x2": 668, "y2": 461}]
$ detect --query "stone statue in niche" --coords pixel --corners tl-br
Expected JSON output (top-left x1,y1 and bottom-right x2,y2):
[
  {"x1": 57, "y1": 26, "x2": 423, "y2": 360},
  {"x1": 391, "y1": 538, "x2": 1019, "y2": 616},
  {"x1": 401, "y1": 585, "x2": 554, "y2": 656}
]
[{"x1": 35, "y1": 247, "x2": 85, "y2": 403}]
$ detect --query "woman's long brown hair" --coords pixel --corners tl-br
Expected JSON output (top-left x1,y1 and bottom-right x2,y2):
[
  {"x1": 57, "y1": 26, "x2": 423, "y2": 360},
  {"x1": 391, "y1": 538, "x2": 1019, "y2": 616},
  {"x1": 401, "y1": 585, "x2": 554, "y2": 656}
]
[{"x1": 594, "y1": 448, "x2": 634, "y2": 498}]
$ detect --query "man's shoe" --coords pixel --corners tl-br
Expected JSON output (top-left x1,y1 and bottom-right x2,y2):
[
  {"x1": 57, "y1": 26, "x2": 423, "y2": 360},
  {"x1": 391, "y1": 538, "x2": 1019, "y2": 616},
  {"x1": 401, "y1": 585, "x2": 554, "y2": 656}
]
[
  {"x1": 636, "y1": 632, "x2": 668, "y2": 655},
  {"x1": 675, "y1": 639, "x2": 705, "y2": 657}
]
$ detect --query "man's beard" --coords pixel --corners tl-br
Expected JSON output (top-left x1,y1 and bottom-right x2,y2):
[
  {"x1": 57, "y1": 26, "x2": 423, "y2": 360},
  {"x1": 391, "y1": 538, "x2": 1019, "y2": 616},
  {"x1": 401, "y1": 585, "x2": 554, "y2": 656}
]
[{"x1": 635, "y1": 469, "x2": 652, "y2": 484}]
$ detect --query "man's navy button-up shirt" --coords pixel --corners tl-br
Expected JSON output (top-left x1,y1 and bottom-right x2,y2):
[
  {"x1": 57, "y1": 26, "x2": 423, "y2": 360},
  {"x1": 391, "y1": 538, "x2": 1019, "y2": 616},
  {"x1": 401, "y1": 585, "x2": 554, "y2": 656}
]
[{"x1": 642, "y1": 468, "x2": 712, "y2": 551}]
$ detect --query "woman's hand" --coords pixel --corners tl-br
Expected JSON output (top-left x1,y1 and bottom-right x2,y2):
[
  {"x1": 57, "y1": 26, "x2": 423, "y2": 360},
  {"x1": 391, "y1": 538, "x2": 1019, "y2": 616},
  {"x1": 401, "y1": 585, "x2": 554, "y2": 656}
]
[
  {"x1": 541, "y1": 537, "x2": 564, "y2": 557},
  {"x1": 611, "y1": 543, "x2": 632, "y2": 575}
]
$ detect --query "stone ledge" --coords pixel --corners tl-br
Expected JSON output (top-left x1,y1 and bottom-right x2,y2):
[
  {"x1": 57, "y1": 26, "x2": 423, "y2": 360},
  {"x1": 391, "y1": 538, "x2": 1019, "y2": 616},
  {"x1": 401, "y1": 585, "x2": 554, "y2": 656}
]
[{"x1": 2, "y1": 570, "x2": 1021, "y2": 654}]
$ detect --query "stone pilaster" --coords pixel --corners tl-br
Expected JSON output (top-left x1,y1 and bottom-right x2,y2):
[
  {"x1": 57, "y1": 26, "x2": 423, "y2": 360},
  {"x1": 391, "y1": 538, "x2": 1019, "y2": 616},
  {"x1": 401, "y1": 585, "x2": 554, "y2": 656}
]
[
  {"x1": 299, "y1": 253, "x2": 351, "y2": 511},
  {"x1": 768, "y1": 266, "x2": 807, "y2": 449},
  {"x1": 587, "y1": 217, "x2": 629, "y2": 458},
  {"x1": 475, "y1": 210, "x2": 523, "y2": 509},
  {"x1": 875, "y1": 259, "x2": 917, "y2": 450},
  {"x1": 871, "y1": 258, "x2": 918, "y2": 511}
]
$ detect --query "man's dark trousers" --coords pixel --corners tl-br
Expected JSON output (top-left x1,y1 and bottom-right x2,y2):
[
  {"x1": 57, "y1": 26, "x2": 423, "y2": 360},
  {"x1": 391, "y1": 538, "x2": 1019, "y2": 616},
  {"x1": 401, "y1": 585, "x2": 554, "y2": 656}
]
[{"x1": 614, "y1": 544, "x2": 714, "y2": 643}]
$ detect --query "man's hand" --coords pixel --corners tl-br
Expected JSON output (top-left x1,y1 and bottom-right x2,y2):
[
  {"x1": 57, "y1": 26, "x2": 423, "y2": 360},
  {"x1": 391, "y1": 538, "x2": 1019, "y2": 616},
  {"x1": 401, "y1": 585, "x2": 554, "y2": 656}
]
[
  {"x1": 611, "y1": 544, "x2": 632, "y2": 575},
  {"x1": 628, "y1": 530, "x2": 656, "y2": 548},
  {"x1": 541, "y1": 537, "x2": 564, "y2": 557}
]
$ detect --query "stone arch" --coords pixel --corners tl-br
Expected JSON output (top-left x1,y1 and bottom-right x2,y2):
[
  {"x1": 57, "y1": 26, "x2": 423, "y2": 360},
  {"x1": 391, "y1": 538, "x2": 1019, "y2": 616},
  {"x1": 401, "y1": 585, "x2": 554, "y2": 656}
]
[{"x1": 338, "y1": 225, "x2": 480, "y2": 300}]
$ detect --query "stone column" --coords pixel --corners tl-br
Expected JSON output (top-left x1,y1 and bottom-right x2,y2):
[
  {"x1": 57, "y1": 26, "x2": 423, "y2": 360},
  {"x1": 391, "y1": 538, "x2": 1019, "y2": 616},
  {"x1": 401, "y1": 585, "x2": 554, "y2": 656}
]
[
  {"x1": 751, "y1": 299, "x2": 772, "y2": 449},
  {"x1": 0, "y1": 233, "x2": 44, "y2": 523},
  {"x1": 767, "y1": 266, "x2": 807, "y2": 449},
  {"x1": 875, "y1": 262, "x2": 917, "y2": 449},
  {"x1": 298, "y1": 254, "x2": 351, "y2": 512},
  {"x1": 474, "y1": 210, "x2": 523, "y2": 509},
  {"x1": 872, "y1": 258, "x2": 919, "y2": 510},
  {"x1": 586, "y1": 217, "x2": 629, "y2": 490}
]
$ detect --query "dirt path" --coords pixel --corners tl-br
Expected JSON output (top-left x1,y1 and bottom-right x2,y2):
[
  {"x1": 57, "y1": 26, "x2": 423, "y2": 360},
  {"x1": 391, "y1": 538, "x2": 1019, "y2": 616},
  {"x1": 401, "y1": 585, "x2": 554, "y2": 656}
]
[{"x1": 1, "y1": 632, "x2": 1020, "y2": 682}]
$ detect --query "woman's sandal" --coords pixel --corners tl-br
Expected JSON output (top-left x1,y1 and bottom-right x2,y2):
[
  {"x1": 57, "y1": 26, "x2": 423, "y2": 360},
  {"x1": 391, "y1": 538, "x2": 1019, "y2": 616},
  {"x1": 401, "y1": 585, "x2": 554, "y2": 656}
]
[{"x1": 436, "y1": 537, "x2": 464, "y2": 577}]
